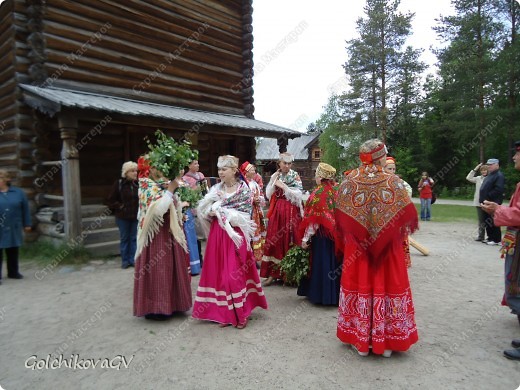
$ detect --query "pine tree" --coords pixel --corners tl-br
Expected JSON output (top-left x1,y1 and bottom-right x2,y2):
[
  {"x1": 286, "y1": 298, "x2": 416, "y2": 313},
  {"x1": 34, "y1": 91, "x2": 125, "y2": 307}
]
[
  {"x1": 434, "y1": 0, "x2": 503, "y2": 162},
  {"x1": 343, "y1": 0, "x2": 423, "y2": 143}
]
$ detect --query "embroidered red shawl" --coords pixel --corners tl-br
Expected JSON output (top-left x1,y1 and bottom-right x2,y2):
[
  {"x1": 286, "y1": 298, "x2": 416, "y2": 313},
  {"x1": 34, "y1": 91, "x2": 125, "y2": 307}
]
[
  {"x1": 335, "y1": 164, "x2": 418, "y2": 257},
  {"x1": 298, "y1": 181, "x2": 338, "y2": 241}
]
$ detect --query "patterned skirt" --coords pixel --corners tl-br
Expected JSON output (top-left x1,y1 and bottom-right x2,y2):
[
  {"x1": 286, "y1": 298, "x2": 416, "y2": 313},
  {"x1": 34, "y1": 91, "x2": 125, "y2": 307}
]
[
  {"x1": 133, "y1": 218, "x2": 192, "y2": 317},
  {"x1": 261, "y1": 198, "x2": 302, "y2": 279},
  {"x1": 192, "y1": 219, "x2": 268, "y2": 326},
  {"x1": 337, "y1": 235, "x2": 418, "y2": 354},
  {"x1": 251, "y1": 203, "x2": 266, "y2": 262}
]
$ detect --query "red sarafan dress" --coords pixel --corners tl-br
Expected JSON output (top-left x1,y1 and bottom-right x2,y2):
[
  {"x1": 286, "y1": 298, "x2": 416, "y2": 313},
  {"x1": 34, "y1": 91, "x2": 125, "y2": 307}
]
[
  {"x1": 335, "y1": 164, "x2": 419, "y2": 355},
  {"x1": 260, "y1": 169, "x2": 304, "y2": 279}
]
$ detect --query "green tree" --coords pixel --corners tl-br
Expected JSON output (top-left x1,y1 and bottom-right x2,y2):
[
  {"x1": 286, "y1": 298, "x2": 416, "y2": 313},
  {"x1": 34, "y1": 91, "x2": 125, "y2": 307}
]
[
  {"x1": 343, "y1": 0, "x2": 423, "y2": 143},
  {"x1": 316, "y1": 95, "x2": 360, "y2": 172},
  {"x1": 493, "y1": 0, "x2": 520, "y2": 162},
  {"x1": 434, "y1": 0, "x2": 503, "y2": 162},
  {"x1": 387, "y1": 46, "x2": 426, "y2": 150}
]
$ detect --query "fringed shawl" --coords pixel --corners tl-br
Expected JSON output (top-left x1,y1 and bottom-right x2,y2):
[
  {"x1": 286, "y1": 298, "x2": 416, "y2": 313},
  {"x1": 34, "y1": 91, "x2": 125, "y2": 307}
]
[
  {"x1": 196, "y1": 181, "x2": 256, "y2": 249},
  {"x1": 298, "y1": 181, "x2": 338, "y2": 241},
  {"x1": 335, "y1": 165, "x2": 418, "y2": 258},
  {"x1": 135, "y1": 178, "x2": 187, "y2": 259}
]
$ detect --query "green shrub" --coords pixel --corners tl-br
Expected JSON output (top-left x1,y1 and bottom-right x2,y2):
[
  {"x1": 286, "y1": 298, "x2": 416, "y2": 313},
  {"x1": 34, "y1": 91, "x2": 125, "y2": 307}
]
[{"x1": 278, "y1": 245, "x2": 310, "y2": 285}]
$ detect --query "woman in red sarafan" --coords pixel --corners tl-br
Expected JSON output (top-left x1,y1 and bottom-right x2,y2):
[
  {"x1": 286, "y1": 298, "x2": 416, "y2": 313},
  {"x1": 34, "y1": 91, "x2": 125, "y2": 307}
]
[
  {"x1": 335, "y1": 139, "x2": 419, "y2": 357},
  {"x1": 260, "y1": 152, "x2": 304, "y2": 286}
]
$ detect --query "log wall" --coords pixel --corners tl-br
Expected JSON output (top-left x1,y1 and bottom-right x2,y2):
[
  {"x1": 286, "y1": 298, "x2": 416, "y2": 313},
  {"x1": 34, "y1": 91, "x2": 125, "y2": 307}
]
[
  {"x1": 30, "y1": 0, "x2": 254, "y2": 116},
  {"x1": 32, "y1": 114, "x2": 255, "y2": 204},
  {"x1": 0, "y1": 0, "x2": 36, "y2": 197},
  {"x1": 0, "y1": 0, "x2": 18, "y2": 175},
  {"x1": 0, "y1": 0, "x2": 259, "y2": 222}
]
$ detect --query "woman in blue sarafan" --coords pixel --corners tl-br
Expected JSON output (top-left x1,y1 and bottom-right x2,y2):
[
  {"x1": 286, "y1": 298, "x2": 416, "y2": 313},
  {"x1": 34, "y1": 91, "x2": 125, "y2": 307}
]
[
  {"x1": 0, "y1": 169, "x2": 32, "y2": 284},
  {"x1": 182, "y1": 205, "x2": 201, "y2": 276},
  {"x1": 297, "y1": 163, "x2": 341, "y2": 305},
  {"x1": 182, "y1": 160, "x2": 205, "y2": 276}
]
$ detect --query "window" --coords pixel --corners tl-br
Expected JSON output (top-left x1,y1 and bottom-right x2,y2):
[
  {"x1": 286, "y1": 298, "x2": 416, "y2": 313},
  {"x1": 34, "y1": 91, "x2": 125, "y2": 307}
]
[{"x1": 312, "y1": 148, "x2": 321, "y2": 161}]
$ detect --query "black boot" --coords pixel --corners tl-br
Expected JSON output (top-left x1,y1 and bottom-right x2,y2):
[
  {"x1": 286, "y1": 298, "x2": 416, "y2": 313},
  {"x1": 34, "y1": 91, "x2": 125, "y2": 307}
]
[
  {"x1": 145, "y1": 313, "x2": 171, "y2": 321},
  {"x1": 197, "y1": 240, "x2": 203, "y2": 268}
]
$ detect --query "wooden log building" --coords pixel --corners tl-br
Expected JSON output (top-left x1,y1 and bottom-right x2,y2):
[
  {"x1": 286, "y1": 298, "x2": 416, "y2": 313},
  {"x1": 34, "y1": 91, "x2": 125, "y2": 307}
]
[
  {"x1": 0, "y1": 0, "x2": 300, "y2": 254},
  {"x1": 255, "y1": 133, "x2": 322, "y2": 191}
]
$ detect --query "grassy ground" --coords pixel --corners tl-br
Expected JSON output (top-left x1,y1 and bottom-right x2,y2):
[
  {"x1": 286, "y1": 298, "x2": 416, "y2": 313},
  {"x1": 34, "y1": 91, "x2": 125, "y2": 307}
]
[
  {"x1": 415, "y1": 203, "x2": 476, "y2": 223},
  {"x1": 19, "y1": 240, "x2": 95, "y2": 264}
]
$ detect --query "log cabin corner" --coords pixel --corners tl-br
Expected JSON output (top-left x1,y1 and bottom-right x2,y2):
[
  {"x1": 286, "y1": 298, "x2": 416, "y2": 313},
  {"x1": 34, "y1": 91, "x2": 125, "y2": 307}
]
[{"x1": 0, "y1": 0, "x2": 301, "y2": 254}]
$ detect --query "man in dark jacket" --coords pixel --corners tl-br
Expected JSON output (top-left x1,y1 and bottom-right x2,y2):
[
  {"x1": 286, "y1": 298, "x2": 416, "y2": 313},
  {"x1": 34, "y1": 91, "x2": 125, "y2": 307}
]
[
  {"x1": 479, "y1": 158, "x2": 505, "y2": 245},
  {"x1": 107, "y1": 162, "x2": 139, "y2": 269}
]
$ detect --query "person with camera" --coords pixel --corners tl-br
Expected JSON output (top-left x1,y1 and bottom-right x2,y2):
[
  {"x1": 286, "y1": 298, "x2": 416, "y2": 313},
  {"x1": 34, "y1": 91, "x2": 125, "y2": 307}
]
[
  {"x1": 418, "y1": 172, "x2": 434, "y2": 221},
  {"x1": 466, "y1": 162, "x2": 489, "y2": 242}
]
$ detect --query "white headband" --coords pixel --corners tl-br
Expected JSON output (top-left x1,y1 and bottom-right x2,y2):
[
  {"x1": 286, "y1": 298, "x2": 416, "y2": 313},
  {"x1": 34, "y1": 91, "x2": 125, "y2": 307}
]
[
  {"x1": 217, "y1": 155, "x2": 238, "y2": 168},
  {"x1": 279, "y1": 153, "x2": 294, "y2": 163}
]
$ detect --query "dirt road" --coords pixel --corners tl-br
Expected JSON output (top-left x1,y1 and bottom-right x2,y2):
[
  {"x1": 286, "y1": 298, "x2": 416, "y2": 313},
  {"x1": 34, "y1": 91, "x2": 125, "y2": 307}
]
[{"x1": 0, "y1": 220, "x2": 519, "y2": 390}]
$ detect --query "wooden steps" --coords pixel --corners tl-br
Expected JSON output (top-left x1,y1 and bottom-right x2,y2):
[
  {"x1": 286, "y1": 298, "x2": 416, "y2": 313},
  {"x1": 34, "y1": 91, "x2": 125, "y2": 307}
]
[{"x1": 35, "y1": 204, "x2": 122, "y2": 256}]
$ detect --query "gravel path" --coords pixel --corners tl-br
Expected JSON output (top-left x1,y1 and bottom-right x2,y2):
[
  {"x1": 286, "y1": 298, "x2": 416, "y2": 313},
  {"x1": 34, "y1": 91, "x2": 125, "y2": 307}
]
[{"x1": 0, "y1": 220, "x2": 519, "y2": 390}]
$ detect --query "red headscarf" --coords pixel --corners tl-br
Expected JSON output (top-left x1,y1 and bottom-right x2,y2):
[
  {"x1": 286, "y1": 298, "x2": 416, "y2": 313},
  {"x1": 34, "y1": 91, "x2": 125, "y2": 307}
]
[
  {"x1": 137, "y1": 156, "x2": 150, "y2": 178},
  {"x1": 239, "y1": 161, "x2": 253, "y2": 177},
  {"x1": 359, "y1": 143, "x2": 387, "y2": 165},
  {"x1": 386, "y1": 156, "x2": 396, "y2": 165}
]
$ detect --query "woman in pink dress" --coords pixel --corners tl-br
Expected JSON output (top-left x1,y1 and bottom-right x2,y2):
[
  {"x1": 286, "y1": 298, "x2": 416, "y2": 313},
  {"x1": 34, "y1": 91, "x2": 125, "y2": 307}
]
[{"x1": 193, "y1": 155, "x2": 267, "y2": 328}]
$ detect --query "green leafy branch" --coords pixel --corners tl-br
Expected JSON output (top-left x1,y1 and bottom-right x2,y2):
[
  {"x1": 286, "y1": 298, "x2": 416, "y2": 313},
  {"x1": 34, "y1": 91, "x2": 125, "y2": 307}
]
[
  {"x1": 145, "y1": 130, "x2": 198, "y2": 179},
  {"x1": 176, "y1": 186, "x2": 203, "y2": 208},
  {"x1": 277, "y1": 245, "x2": 310, "y2": 286}
]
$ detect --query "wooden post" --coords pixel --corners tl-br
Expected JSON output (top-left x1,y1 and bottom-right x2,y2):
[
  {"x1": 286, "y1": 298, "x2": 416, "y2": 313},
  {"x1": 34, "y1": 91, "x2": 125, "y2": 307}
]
[
  {"x1": 277, "y1": 134, "x2": 288, "y2": 153},
  {"x1": 58, "y1": 113, "x2": 82, "y2": 244}
]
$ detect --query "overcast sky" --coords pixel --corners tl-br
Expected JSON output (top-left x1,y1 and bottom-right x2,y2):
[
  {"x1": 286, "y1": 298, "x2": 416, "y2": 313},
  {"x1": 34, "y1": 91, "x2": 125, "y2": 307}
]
[{"x1": 251, "y1": 0, "x2": 455, "y2": 132}]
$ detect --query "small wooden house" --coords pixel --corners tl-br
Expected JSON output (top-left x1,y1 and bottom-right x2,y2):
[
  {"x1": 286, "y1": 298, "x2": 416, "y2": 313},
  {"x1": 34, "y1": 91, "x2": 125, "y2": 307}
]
[
  {"x1": 0, "y1": 0, "x2": 300, "y2": 253},
  {"x1": 255, "y1": 133, "x2": 322, "y2": 191}
]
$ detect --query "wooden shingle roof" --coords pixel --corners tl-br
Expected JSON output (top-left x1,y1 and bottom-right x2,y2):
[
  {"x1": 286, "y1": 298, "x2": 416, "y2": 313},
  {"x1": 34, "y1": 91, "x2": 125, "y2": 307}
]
[{"x1": 21, "y1": 85, "x2": 301, "y2": 138}]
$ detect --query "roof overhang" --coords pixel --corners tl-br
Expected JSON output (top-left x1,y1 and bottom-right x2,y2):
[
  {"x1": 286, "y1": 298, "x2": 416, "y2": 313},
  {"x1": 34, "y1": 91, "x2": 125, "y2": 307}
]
[{"x1": 20, "y1": 85, "x2": 301, "y2": 139}]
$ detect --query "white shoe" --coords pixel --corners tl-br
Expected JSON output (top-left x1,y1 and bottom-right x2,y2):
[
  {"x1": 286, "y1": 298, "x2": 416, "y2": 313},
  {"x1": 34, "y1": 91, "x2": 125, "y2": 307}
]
[
  {"x1": 486, "y1": 241, "x2": 499, "y2": 246},
  {"x1": 353, "y1": 345, "x2": 368, "y2": 356},
  {"x1": 382, "y1": 350, "x2": 392, "y2": 358}
]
